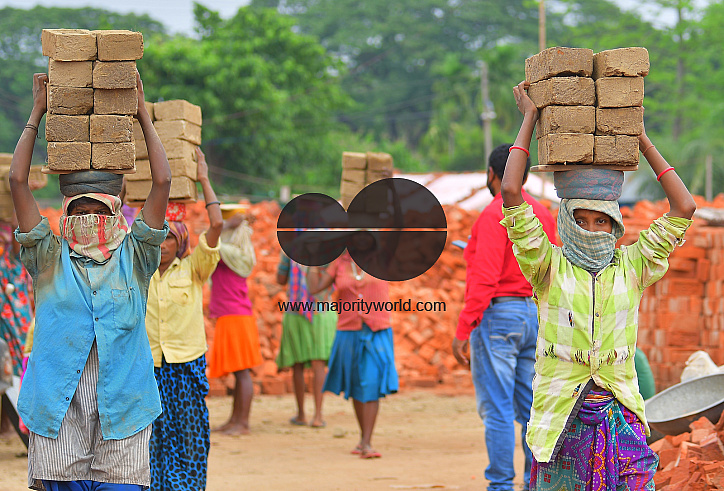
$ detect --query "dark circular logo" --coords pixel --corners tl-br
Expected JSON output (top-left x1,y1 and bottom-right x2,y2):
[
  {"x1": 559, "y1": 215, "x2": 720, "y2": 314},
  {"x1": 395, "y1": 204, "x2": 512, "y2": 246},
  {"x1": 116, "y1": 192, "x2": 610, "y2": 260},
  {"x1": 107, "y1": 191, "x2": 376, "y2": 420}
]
[{"x1": 277, "y1": 178, "x2": 447, "y2": 281}]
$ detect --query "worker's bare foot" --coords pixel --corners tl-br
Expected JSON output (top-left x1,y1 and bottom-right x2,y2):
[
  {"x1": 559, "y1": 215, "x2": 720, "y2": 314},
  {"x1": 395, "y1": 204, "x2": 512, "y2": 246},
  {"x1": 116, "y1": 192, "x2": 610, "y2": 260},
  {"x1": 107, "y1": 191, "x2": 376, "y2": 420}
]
[
  {"x1": 310, "y1": 415, "x2": 325, "y2": 428},
  {"x1": 211, "y1": 421, "x2": 234, "y2": 432},
  {"x1": 221, "y1": 423, "x2": 250, "y2": 436}
]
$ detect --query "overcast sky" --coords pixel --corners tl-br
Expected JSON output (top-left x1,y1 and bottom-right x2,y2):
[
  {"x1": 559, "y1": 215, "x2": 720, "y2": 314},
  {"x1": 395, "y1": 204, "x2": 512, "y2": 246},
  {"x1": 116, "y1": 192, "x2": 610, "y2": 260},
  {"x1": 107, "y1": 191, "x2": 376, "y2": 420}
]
[{"x1": 0, "y1": 0, "x2": 710, "y2": 35}]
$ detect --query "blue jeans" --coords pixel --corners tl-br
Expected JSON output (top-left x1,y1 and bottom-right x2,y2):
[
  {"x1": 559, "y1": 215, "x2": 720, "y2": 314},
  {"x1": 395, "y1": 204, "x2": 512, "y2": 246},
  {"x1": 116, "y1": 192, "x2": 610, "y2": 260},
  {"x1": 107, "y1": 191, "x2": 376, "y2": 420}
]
[
  {"x1": 470, "y1": 298, "x2": 537, "y2": 491},
  {"x1": 41, "y1": 482, "x2": 145, "y2": 491}
]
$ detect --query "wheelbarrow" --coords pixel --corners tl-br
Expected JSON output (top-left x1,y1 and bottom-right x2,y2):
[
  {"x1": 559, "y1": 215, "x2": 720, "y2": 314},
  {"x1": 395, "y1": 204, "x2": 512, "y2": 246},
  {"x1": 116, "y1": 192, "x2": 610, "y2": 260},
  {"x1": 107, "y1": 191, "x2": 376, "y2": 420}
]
[{"x1": 645, "y1": 372, "x2": 724, "y2": 436}]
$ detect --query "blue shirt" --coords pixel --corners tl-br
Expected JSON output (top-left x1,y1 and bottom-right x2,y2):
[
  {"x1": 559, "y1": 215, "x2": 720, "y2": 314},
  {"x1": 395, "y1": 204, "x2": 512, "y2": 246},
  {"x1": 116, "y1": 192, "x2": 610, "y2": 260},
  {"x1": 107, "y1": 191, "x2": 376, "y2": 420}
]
[{"x1": 16, "y1": 215, "x2": 168, "y2": 440}]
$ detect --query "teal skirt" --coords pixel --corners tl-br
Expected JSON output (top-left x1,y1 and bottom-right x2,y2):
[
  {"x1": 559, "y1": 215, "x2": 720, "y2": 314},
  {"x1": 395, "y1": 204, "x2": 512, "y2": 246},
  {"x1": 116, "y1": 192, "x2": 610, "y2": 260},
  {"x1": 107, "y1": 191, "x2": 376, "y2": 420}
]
[
  {"x1": 276, "y1": 311, "x2": 337, "y2": 368},
  {"x1": 323, "y1": 324, "x2": 398, "y2": 403}
]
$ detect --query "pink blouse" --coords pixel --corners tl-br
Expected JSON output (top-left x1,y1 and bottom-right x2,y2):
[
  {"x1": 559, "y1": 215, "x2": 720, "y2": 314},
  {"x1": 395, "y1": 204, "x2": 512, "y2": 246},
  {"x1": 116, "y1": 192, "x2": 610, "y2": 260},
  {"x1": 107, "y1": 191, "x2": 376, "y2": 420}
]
[
  {"x1": 208, "y1": 259, "x2": 253, "y2": 317},
  {"x1": 326, "y1": 254, "x2": 390, "y2": 332}
]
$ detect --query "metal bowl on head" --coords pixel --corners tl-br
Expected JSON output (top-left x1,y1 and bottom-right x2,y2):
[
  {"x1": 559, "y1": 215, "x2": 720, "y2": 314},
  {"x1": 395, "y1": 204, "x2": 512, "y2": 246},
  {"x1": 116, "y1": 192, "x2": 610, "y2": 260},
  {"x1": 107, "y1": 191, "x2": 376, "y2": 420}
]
[{"x1": 645, "y1": 372, "x2": 724, "y2": 436}]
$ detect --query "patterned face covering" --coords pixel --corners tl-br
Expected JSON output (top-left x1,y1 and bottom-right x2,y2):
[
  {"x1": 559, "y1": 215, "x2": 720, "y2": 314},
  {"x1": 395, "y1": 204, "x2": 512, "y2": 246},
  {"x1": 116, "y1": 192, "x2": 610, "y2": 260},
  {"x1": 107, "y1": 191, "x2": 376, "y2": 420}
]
[
  {"x1": 557, "y1": 199, "x2": 625, "y2": 273},
  {"x1": 59, "y1": 193, "x2": 129, "y2": 263},
  {"x1": 167, "y1": 221, "x2": 190, "y2": 259}
]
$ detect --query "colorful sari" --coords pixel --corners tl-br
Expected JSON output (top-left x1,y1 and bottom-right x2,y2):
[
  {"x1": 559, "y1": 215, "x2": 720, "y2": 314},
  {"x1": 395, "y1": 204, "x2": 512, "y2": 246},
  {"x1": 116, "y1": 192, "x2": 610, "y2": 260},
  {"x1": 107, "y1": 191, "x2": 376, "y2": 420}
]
[
  {"x1": 1, "y1": 224, "x2": 32, "y2": 376},
  {"x1": 530, "y1": 390, "x2": 658, "y2": 491}
]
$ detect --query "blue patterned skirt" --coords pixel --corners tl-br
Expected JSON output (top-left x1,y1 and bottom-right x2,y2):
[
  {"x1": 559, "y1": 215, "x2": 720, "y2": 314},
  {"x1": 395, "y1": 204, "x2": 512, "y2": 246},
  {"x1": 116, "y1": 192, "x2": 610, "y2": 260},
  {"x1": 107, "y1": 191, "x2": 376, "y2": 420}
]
[
  {"x1": 323, "y1": 324, "x2": 398, "y2": 403},
  {"x1": 149, "y1": 355, "x2": 210, "y2": 491}
]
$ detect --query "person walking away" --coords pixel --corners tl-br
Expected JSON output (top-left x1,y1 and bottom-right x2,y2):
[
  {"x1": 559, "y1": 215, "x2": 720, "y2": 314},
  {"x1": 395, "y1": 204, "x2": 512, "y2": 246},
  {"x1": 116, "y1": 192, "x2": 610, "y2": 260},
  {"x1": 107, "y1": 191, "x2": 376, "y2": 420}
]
[{"x1": 452, "y1": 143, "x2": 557, "y2": 491}]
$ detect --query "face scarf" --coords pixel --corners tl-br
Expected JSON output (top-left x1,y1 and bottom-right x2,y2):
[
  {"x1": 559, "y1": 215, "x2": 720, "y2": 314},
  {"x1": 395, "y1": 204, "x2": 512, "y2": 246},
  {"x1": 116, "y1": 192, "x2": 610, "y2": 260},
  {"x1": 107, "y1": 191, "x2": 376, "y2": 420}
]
[
  {"x1": 557, "y1": 199, "x2": 625, "y2": 273},
  {"x1": 168, "y1": 221, "x2": 190, "y2": 259},
  {"x1": 60, "y1": 193, "x2": 129, "y2": 263}
]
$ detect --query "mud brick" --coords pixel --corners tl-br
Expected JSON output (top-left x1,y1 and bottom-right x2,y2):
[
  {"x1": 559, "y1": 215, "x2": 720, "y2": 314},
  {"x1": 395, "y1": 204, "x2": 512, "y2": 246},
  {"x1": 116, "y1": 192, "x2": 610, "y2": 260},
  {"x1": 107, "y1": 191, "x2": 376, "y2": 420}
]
[
  {"x1": 90, "y1": 114, "x2": 133, "y2": 142},
  {"x1": 126, "y1": 159, "x2": 150, "y2": 181},
  {"x1": 0, "y1": 193, "x2": 13, "y2": 221},
  {"x1": 129, "y1": 158, "x2": 197, "y2": 181},
  {"x1": 28, "y1": 166, "x2": 48, "y2": 190},
  {"x1": 596, "y1": 107, "x2": 644, "y2": 135},
  {"x1": 45, "y1": 114, "x2": 89, "y2": 142},
  {"x1": 528, "y1": 77, "x2": 595, "y2": 109},
  {"x1": 94, "y1": 88, "x2": 138, "y2": 115},
  {"x1": 92, "y1": 61, "x2": 136, "y2": 89},
  {"x1": 169, "y1": 158, "x2": 197, "y2": 180},
  {"x1": 593, "y1": 135, "x2": 639, "y2": 165},
  {"x1": 163, "y1": 138, "x2": 197, "y2": 161},
  {"x1": 525, "y1": 47, "x2": 593, "y2": 84},
  {"x1": 0, "y1": 154, "x2": 11, "y2": 166},
  {"x1": 538, "y1": 133, "x2": 594, "y2": 165},
  {"x1": 342, "y1": 151, "x2": 367, "y2": 170},
  {"x1": 366, "y1": 168, "x2": 390, "y2": 183},
  {"x1": 153, "y1": 120, "x2": 202, "y2": 145},
  {"x1": 143, "y1": 101, "x2": 154, "y2": 120},
  {"x1": 41, "y1": 29, "x2": 96, "y2": 61},
  {"x1": 132, "y1": 120, "x2": 144, "y2": 140},
  {"x1": 592, "y1": 47, "x2": 650, "y2": 79},
  {"x1": 93, "y1": 30, "x2": 143, "y2": 61},
  {"x1": 47, "y1": 86, "x2": 94, "y2": 115},
  {"x1": 91, "y1": 142, "x2": 135, "y2": 170},
  {"x1": 341, "y1": 168, "x2": 365, "y2": 184},
  {"x1": 135, "y1": 138, "x2": 148, "y2": 160},
  {"x1": 595, "y1": 76, "x2": 645, "y2": 108},
  {"x1": 366, "y1": 151, "x2": 393, "y2": 171},
  {"x1": 125, "y1": 176, "x2": 197, "y2": 202},
  {"x1": 47, "y1": 142, "x2": 91, "y2": 171},
  {"x1": 153, "y1": 100, "x2": 202, "y2": 126},
  {"x1": 48, "y1": 60, "x2": 92, "y2": 87},
  {"x1": 536, "y1": 105, "x2": 595, "y2": 139}
]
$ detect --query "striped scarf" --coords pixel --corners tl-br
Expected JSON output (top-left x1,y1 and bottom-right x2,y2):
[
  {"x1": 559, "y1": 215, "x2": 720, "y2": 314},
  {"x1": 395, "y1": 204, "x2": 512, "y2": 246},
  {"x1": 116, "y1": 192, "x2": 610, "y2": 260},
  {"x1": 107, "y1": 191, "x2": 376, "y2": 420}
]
[
  {"x1": 168, "y1": 221, "x2": 190, "y2": 259},
  {"x1": 60, "y1": 193, "x2": 128, "y2": 263},
  {"x1": 557, "y1": 199, "x2": 624, "y2": 273}
]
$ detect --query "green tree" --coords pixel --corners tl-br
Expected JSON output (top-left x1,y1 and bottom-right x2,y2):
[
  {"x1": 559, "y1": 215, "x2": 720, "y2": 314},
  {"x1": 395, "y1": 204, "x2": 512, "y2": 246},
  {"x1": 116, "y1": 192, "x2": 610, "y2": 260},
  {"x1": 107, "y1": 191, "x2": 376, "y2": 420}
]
[
  {"x1": 253, "y1": 0, "x2": 541, "y2": 149},
  {"x1": 140, "y1": 4, "x2": 352, "y2": 196}
]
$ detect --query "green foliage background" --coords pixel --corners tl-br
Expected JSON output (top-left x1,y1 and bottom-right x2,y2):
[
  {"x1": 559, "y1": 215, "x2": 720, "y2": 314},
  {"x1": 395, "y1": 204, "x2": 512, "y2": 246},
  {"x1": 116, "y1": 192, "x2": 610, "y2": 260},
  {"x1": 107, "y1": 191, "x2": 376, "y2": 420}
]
[{"x1": 1, "y1": 1, "x2": 722, "y2": 202}]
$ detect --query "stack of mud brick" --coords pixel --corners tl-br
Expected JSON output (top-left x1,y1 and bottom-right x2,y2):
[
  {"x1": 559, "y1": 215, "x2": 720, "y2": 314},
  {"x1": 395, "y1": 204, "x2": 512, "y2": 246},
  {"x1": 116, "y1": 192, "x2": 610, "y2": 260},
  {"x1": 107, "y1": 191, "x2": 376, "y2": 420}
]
[
  {"x1": 42, "y1": 29, "x2": 142, "y2": 172},
  {"x1": 526, "y1": 47, "x2": 648, "y2": 167},
  {"x1": 340, "y1": 151, "x2": 393, "y2": 210},
  {"x1": 0, "y1": 153, "x2": 47, "y2": 221},
  {"x1": 125, "y1": 99, "x2": 201, "y2": 204}
]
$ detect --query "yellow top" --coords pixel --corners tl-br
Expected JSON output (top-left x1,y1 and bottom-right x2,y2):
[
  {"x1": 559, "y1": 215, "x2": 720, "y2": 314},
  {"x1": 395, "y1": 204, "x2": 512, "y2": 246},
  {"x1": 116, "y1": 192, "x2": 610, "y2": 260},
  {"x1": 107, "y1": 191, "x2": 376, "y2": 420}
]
[{"x1": 145, "y1": 232, "x2": 220, "y2": 367}]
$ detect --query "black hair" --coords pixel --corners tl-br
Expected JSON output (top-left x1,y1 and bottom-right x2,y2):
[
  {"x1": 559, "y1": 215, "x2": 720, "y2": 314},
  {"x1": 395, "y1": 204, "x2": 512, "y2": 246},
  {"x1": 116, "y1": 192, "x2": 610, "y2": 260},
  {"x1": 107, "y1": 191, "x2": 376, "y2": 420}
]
[
  {"x1": 488, "y1": 143, "x2": 531, "y2": 185},
  {"x1": 67, "y1": 197, "x2": 111, "y2": 215}
]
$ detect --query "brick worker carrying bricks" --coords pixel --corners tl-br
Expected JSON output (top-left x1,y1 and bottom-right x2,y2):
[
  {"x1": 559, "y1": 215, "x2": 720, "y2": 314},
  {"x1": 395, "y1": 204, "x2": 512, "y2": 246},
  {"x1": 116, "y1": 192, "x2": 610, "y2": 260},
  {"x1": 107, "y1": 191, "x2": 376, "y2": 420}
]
[
  {"x1": 452, "y1": 144, "x2": 557, "y2": 491},
  {"x1": 9, "y1": 70, "x2": 172, "y2": 490},
  {"x1": 501, "y1": 80, "x2": 696, "y2": 490},
  {"x1": 144, "y1": 147, "x2": 223, "y2": 490}
]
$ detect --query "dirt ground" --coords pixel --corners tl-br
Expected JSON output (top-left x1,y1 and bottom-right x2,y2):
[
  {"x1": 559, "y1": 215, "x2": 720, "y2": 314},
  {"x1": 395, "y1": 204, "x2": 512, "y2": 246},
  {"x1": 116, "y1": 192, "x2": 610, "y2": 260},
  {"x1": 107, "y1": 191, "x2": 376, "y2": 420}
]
[{"x1": 0, "y1": 390, "x2": 527, "y2": 491}]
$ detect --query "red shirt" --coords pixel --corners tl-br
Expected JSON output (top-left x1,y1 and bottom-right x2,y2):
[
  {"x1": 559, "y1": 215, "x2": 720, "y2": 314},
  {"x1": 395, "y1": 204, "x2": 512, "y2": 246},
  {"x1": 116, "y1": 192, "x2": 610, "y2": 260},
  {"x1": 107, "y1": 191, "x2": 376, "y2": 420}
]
[{"x1": 456, "y1": 190, "x2": 557, "y2": 340}]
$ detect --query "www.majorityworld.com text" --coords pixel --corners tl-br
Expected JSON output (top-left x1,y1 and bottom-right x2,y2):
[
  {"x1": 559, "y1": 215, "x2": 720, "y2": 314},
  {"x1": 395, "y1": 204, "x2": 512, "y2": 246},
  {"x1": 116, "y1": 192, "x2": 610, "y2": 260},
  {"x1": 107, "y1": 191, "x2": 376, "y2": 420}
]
[{"x1": 278, "y1": 299, "x2": 446, "y2": 314}]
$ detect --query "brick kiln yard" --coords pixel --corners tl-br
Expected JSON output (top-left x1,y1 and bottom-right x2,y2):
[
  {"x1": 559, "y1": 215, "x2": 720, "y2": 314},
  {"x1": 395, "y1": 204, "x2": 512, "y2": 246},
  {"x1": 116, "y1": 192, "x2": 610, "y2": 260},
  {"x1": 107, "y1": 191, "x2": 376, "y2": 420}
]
[{"x1": 0, "y1": 390, "x2": 529, "y2": 491}]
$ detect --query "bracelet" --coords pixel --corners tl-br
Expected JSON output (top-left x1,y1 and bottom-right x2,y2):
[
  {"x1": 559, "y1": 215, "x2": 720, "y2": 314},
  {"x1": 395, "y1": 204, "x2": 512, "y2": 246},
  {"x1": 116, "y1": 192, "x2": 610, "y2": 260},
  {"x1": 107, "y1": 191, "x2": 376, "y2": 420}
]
[
  {"x1": 205, "y1": 201, "x2": 221, "y2": 208},
  {"x1": 656, "y1": 167, "x2": 675, "y2": 181},
  {"x1": 509, "y1": 146, "x2": 530, "y2": 157},
  {"x1": 642, "y1": 144, "x2": 655, "y2": 156},
  {"x1": 24, "y1": 123, "x2": 39, "y2": 139}
]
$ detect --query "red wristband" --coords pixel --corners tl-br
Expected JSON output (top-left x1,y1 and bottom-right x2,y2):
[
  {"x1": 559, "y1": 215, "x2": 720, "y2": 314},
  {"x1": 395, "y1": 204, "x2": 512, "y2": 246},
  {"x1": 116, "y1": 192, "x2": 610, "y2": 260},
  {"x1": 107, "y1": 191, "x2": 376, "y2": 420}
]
[
  {"x1": 642, "y1": 144, "x2": 655, "y2": 156},
  {"x1": 656, "y1": 167, "x2": 675, "y2": 181},
  {"x1": 509, "y1": 146, "x2": 530, "y2": 157}
]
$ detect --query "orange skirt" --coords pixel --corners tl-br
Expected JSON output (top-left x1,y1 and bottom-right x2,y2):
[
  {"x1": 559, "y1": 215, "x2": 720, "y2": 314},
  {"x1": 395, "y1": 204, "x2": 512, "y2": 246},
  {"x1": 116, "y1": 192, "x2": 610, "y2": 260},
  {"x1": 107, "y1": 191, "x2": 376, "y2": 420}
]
[{"x1": 208, "y1": 315, "x2": 262, "y2": 378}]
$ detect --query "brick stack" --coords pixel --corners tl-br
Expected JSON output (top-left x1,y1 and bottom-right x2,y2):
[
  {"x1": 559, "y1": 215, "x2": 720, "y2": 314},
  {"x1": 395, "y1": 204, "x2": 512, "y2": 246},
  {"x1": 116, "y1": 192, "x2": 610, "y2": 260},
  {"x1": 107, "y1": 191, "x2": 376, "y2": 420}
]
[
  {"x1": 651, "y1": 415, "x2": 724, "y2": 490},
  {"x1": 0, "y1": 153, "x2": 48, "y2": 221},
  {"x1": 526, "y1": 47, "x2": 596, "y2": 166},
  {"x1": 526, "y1": 46, "x2": 648, "y2": 169},
  {"x1": 340, "y1": 151, "x2": 393, "y2": 209},
  {"x1": 42, "y1": 29, "x2": 142, "y2": 173},
  {"x1": 593, "y1": 47, "x2": 648, "y2": 166},
  {"x1": 125, "y1": 99, "x2": 201, "y2": 204}
]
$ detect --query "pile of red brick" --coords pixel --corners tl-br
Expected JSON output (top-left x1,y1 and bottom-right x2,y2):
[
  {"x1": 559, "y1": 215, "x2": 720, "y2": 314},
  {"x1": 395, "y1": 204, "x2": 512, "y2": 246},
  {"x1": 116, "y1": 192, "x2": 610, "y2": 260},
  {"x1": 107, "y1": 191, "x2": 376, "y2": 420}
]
[
  {"x1": 38, "y1": 192, "x2": 724, "y2": 396},
  {"x1": 651, "y1": 413, "x2": 724, "y2": 490}
]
